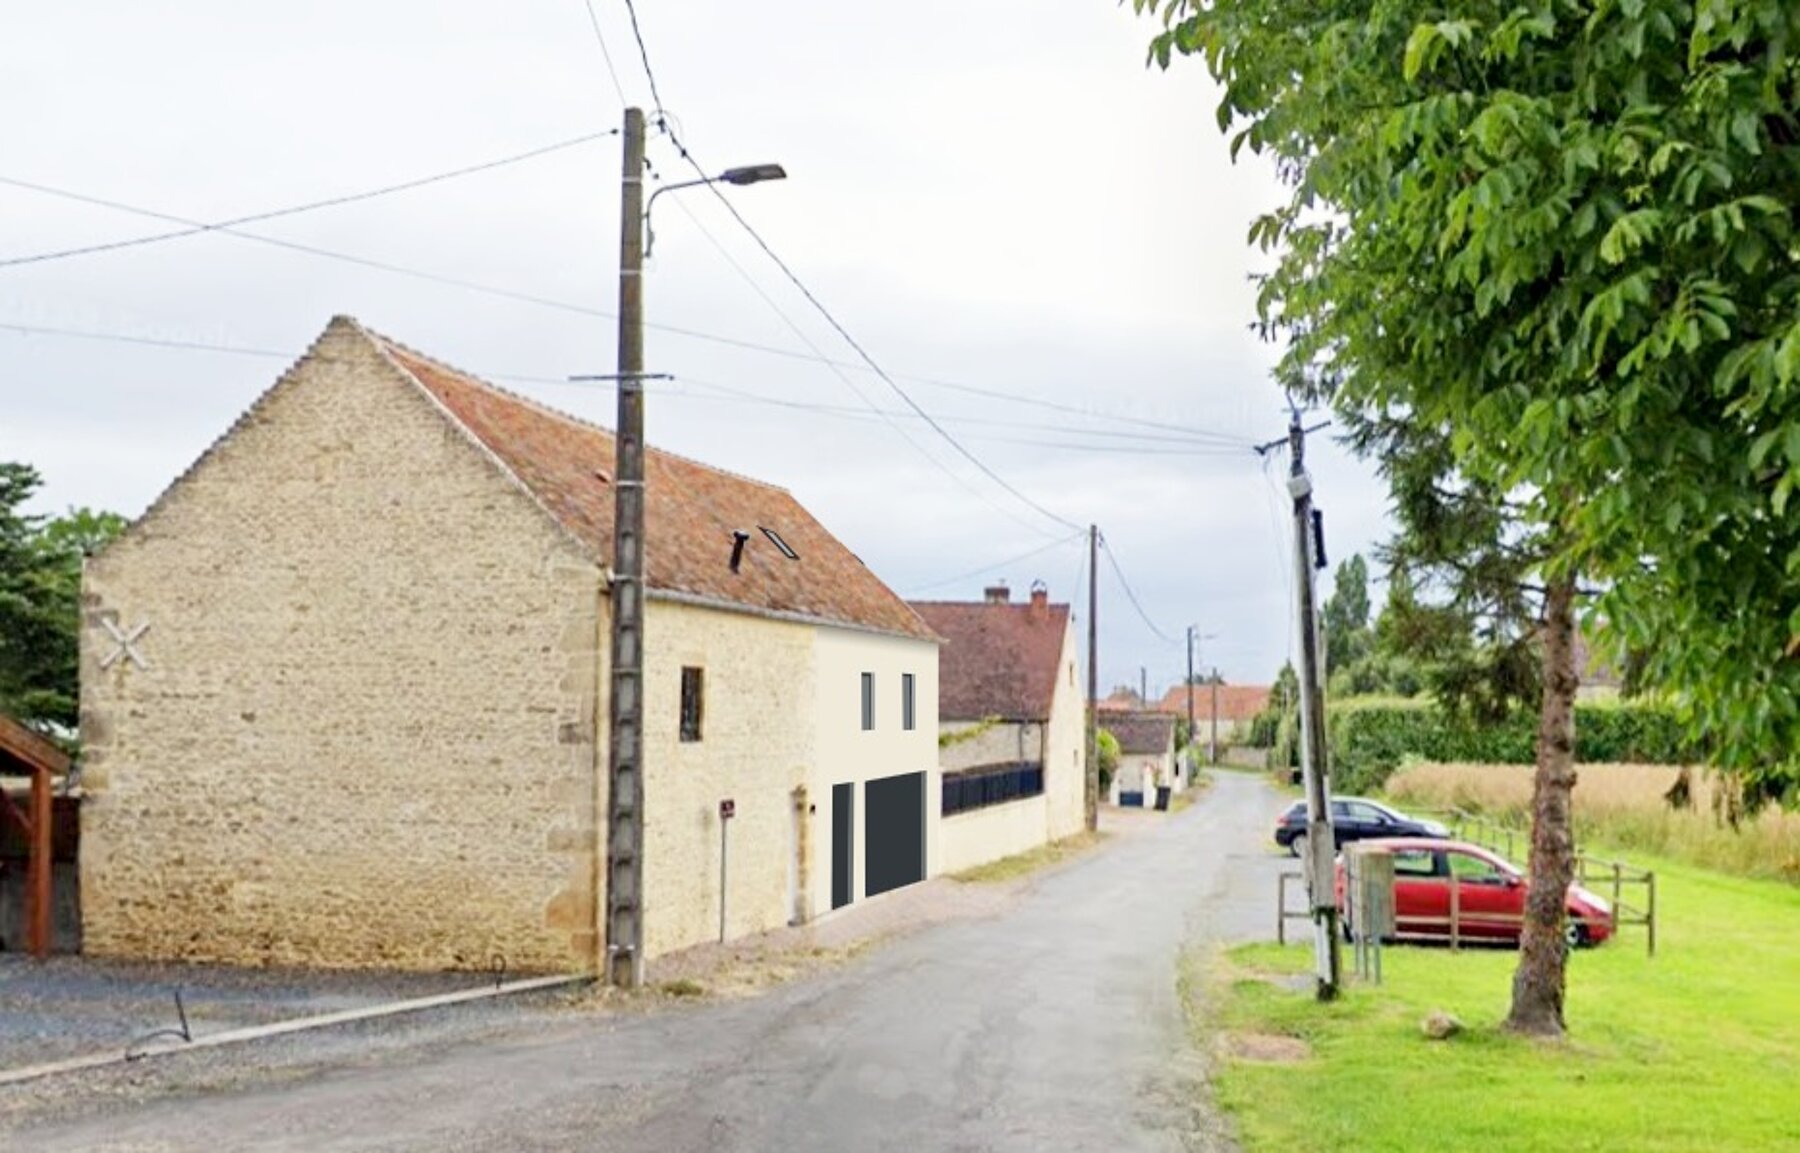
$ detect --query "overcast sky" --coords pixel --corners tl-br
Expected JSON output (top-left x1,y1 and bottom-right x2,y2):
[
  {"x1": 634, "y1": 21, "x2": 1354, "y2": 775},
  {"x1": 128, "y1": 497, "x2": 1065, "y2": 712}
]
[{"x1": 0, "y1": 1, "x2": 1388, "y2": 693}]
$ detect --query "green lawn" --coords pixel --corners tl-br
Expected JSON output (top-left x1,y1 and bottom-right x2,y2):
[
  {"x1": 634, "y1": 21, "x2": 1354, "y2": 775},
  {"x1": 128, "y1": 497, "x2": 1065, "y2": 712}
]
[{"x1": 1206, "y1": 853, "x2": 1800, "y2": 1152}]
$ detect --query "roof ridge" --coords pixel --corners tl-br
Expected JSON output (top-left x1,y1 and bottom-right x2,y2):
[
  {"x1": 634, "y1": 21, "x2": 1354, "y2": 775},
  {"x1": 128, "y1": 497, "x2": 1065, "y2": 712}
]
[{"x1": 355, "y1": 320, "x2": 793, "y2": 495}]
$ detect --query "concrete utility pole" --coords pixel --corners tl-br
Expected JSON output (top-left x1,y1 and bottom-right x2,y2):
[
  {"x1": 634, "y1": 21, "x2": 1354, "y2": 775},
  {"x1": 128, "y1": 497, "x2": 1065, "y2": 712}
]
[
  {"x1": 605, "y1": 106, "x2": 649, "y2": 989},
  {"x1": 1284, "y1": 408, "x2": 1341, "y2": 1000},
  {"x1": 1085, "y1": 524, "x2": 1099, "y2": 832},
  {"x1": 1186, "y1": 627, "x2": 1196, "y2": 745},
  {"x1": 1139, "y1": 667, "x2": 1147, "y2": 708},
  {"x1": 1210, "y1": 667, "x2": 1220, "y2": 764}
]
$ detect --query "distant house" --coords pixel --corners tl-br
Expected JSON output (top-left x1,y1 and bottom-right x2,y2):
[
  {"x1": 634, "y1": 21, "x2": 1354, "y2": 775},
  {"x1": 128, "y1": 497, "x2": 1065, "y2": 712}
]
[
  {"x1": 78, "y1": 316, "x2": 941, "y2": 973},
  {"x1": 1104, "y1": 711, "x2": 1177, "y2": 807},
  {"x1": 1154, "y1": 683, "x2": 1272, "y2": 749},
  {"x1": 909, "y1": 583, "x2": 1086, "y2": 873}
]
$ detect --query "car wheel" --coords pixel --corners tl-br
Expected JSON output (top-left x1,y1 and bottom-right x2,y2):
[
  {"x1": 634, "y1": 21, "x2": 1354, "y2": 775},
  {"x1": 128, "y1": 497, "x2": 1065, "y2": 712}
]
[
  {"x1": 1564, "y1": 915, "x2": 1589, "y2": 950},
  {"x1": 1289, "y1": 833, "x2": 1307, "y2": 860}
]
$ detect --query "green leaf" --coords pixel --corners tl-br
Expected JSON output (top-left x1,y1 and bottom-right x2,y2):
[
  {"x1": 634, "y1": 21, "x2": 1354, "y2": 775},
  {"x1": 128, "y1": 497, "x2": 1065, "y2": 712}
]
[{"x1": 1402, "y1": 23, "x2": 1439, "y2": 82}]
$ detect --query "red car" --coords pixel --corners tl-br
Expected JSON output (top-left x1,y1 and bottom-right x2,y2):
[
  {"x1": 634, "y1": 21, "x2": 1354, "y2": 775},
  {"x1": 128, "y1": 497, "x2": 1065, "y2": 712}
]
[{"x1": 1333, "y1": 837, "x2": 1614, "y2": 947}]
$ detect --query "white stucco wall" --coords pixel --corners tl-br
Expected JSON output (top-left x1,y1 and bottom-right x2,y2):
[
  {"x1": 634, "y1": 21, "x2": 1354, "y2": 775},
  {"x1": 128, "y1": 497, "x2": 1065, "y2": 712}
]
[
  {"x1": 809, "y1": 627, "x2": 940, "y2": 917},
  {"x1": 1039, "y1": 615, "x2": 1087, "y2": 839},
  {"x1": 939, "y1": 794, "x2": 1051, "y2": 873}
]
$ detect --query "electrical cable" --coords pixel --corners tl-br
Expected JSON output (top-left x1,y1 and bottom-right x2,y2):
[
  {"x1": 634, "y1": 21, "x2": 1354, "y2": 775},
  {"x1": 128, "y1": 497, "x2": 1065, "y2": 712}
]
[
  {"x1": 4, "y1": 169, "x2": 1251, "y2": 449},
  {"x1": 1099, "y1": 531, "x2": 1183, "y2": 646},
  {"x1": 579, "y1": 0, "x2": 630, "y2": 106},
  {"x1": 0, "y1": 132, "x2": 613, "y2": 269},
  {"x1": 902, "y1": 531, "x2": 1087, "y2": 596},
  {"x1": 651, "y1": 116, "x2": 1083, "y2": 535}
]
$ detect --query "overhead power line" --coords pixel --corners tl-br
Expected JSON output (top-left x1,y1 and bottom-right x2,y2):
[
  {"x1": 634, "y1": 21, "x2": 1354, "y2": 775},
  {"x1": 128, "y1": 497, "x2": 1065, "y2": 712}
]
[
  {"x1": 0, "y1": 132, "x2": 613, "y2": 270},
  {"x1": 903, "y1": 531, "x2": 1087, "y2": 596},
  {"x1": 619, "y1": 0, "x2": 670, "y2": 119},
  {"x1": 652, "y1": 115, "x2": 1086, "y2": 534},
  {"x1": 1100, "y1": 532, "x2": 1183, "y2": 646},
  {"x1": 4, "y1": 163, "x2": 1250, "y2": 449},
  {"x1": 579, "y1": 0, "x2": 629, "y2": 106},
  {"x1": 599, "y1": 1, "x2": 1086, "y2": 535}
]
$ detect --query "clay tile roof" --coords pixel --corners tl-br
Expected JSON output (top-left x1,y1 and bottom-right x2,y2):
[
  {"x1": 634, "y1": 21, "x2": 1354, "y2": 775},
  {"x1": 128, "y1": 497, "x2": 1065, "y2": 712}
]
[
  {"x1": 1155, "y1": 684, "x2": 1271, "y2": 722},
  {"x1": 359, "y1": 323, "x2": 934, "y2": 641},
  {"x1": 908, "y1": 598, "x2": 1072, "y2": 721},
  {"x1": 1104, "y1": 710, "x2": 1176, "y2": 755}
]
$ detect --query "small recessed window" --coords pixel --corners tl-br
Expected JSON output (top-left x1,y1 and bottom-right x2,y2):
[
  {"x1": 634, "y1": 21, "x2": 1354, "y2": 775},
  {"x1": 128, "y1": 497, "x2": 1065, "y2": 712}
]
[
  {"x1": 902, "y1": 673, "x2": 916, "y2": 731},
  {"x1": 761, "y1": 526, "x2": 799, "y2": 560},
  {"x1": 861, "y1": 672, "x2": 875, "y2": 731},
  {"x1": 680, "y1": 666, "x2": 705, "y2": 742}
]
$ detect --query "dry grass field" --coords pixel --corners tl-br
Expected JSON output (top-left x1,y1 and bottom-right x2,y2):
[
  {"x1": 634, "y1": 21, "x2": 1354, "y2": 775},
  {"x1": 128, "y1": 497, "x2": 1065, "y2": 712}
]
[{"x1": 1387, "y1": 761, "x2": 1800, "y2": 882}]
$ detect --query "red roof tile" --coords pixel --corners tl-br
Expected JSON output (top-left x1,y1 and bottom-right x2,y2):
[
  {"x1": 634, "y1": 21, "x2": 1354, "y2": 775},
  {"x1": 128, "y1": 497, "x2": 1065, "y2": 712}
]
[
  {"x1": 1154, "y1": 684, "x2": 1271, "y2": 722},
  {"x1": 909, "y1": 596, "x2": 1072, "y2": 721},
  {"x1": 357, "y1": 322, "x2": 933, "y2": 641}
]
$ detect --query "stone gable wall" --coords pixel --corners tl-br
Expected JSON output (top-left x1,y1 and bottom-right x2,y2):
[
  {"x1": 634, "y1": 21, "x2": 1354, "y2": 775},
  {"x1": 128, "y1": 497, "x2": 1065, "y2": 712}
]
[{"x1": 79, "y1": 323, "x2": 602, "y2": 971}]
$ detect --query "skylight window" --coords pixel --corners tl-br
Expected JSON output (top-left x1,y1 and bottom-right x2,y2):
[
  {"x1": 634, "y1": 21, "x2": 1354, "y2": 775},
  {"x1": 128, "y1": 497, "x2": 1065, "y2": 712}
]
[{"x1": 760, "y1": 526, "x2": 799, "y2": 560}]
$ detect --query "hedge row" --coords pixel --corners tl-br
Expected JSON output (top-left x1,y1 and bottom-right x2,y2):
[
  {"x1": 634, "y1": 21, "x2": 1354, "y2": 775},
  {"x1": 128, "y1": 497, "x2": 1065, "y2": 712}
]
[{"x1": 1326, "y1": 698, "x2": 1694, "y2": 793}]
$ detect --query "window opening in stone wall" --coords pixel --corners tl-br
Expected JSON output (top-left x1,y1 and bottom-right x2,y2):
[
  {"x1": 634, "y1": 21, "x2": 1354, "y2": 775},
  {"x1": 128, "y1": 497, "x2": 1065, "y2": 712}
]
[
  {"x1": 861, "y1": 672, "x2": 875, "y2": 731},
  {"x1": 681, "y1": 666, "x2": 705, "y2": 742},
  {"x1": 902, "y1": 673, "x2": 916, "y2": 731}
]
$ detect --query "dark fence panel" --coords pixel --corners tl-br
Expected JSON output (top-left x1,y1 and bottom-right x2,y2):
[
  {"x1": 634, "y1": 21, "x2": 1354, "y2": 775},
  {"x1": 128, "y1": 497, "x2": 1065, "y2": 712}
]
[{"x1": 942, "y1": 761, "x2": 1045, "y2": 817}]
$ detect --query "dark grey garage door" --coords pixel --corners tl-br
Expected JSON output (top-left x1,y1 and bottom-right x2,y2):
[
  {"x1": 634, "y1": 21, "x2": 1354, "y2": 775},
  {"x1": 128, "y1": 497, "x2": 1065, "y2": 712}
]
[{"x1": 864, "y1": 771, "x2": 926, "y2": 897}]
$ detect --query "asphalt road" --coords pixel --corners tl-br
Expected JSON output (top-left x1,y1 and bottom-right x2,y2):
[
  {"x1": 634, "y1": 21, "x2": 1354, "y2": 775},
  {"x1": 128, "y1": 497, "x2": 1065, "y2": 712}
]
[{"x1": 8, "y1": 772, "x2": 1289, "y2": 1153}]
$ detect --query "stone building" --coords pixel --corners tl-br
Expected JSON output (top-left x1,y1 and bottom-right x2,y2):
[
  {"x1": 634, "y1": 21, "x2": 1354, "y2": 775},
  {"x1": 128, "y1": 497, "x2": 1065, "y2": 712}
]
[
  {"x1": 78, "y1": 316, "x2": 939, "y2": 972},
  {"x1": 909, "y1": 582, "x2": 1086, "y2": 873},
  {"x1": 1103, "y1": 712, "x2": 1177, "y2": 807}
]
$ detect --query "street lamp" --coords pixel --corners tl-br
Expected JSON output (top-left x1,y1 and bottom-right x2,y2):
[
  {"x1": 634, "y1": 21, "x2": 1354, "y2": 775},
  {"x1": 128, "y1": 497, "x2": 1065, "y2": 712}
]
[
  {"x1": 601, "y1": 107, "x2": 786, "y2": 990},
  {"x1": 645, "y1": 163, "x2": 787, "y2": 256}
]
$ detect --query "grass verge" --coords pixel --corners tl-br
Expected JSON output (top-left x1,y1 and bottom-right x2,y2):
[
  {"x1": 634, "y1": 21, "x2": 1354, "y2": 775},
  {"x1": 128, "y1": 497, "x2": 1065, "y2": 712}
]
[
  {"x1": 1202, "y1": 852, "x2": 1800, "y2": 1151},
  {"x1": 951, "y1": 830, "x2": 1107, "y2": 884}
]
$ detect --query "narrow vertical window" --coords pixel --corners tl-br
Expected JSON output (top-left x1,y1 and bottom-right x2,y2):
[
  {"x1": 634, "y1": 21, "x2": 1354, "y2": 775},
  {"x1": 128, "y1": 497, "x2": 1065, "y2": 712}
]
[
  {"x1": 902, "y1": 673, "x2": 916, "y2": 731},
  {"x1": 861, "y1": 672, "x2": 875, "y2": 731},
  {"x1": 680, "y1": 666, "x2": 704, "y2": 742}
]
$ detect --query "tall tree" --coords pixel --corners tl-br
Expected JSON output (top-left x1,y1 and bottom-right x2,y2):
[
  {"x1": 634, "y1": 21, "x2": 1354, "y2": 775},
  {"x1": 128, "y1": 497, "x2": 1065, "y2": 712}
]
[
  {"x1": 1136, "y1": 0, "x2": 1800, "y2": 1035},
  {"x1": 0, "y1": 463, "x2": 127, "y2": 731},
  {"x1": 1322, "y1": 553, "x2": 1372, "y2": 675}
]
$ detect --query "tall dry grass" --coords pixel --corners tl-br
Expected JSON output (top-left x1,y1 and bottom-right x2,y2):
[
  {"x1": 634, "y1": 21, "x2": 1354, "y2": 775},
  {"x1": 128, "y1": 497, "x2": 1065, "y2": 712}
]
[{"x1": 1387, "y1": 761, "x2": 1800, "y2": 883}]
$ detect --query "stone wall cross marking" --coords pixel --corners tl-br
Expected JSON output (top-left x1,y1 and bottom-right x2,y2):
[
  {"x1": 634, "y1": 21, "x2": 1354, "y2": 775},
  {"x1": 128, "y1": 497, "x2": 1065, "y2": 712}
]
[{"x1": 100, "y1": 618, "x2": 152, "y2": 671}]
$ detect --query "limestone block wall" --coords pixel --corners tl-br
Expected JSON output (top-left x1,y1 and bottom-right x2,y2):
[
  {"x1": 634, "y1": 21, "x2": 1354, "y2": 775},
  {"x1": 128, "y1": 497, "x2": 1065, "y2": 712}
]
[
  {"x1": 938, "y1": 720, "x2": 1040, "y2": 774},
  {"x1": 638, "y1": 598, "x2": 815, "y2": 959},
  {"x1": 79, "y1": 324, "x2": 602, "y2": 972}
]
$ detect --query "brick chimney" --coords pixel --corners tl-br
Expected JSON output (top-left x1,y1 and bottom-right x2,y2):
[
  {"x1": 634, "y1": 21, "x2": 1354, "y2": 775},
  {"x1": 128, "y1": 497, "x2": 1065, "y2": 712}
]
[
  {"x1": 1028, "y1": 580, "x2": 1049, "y2": 619},
  {"x1": 983, "y1": 583, "x2": 1010, "y2": 604}
]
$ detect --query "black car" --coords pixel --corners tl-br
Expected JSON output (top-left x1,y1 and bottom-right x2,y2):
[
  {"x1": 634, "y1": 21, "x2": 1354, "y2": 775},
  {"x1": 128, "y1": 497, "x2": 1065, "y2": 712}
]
[{"x1": 1271, "y1": 797, "x2": 1449, "y2": 856}]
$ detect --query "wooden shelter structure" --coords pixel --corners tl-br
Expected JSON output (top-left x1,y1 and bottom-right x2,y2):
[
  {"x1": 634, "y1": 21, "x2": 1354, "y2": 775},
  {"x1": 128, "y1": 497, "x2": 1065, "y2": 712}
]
[{"x1": 0, "y1": 713, "x2": 69, "y2": 958}]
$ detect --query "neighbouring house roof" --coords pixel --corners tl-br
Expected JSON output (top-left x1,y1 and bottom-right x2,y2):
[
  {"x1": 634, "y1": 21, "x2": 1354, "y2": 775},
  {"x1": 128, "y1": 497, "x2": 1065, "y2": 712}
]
[
  {"x1": 1105, "y1": 711, "x2": 1176, "y2": 756},
  {"x1": 353, "y1": 320, "x2": 935, "y2": 642},
  {"x1": 1155, "y1": 684, "x2": 1271, "y2": 723},
  {"x1": 1097, "y1": 690, "x2": 1142, "y2": 713},
  {"x1": 909, "y1": 595, "x2": 1072, "y2": 721},
  {"x1": 0, "y1": 713, "x2": 70, "y2": 778}
]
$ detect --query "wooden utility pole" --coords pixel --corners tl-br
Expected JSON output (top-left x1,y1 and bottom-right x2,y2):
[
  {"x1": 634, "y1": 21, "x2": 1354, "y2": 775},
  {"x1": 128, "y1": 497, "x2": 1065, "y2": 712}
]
[
  {"x1": 1286, "y1": 409, "x2": 1341, "y2": 1000},
  {"x1": 605, "y1": 106, "x2": 648, "y2": 988},
  {"x1": 1085, "y1": 524, "x2": 1099, "y2": 831}
]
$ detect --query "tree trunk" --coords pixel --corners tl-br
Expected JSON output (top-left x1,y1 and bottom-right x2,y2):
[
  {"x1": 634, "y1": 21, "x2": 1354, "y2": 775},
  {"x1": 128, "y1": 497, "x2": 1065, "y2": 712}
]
[{"x1": 1506, "y1": 571, "x2": 1580, "y2": 1037}]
